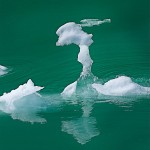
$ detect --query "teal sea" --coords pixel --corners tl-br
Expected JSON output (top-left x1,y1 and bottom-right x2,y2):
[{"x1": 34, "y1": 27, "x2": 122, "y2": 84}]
[{"x1": 0, "y1": 0, "x2": 150, "y2": 150}]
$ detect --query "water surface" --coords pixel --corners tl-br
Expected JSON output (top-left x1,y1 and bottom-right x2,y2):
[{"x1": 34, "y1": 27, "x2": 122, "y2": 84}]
[{"x1": 0, "y1": 0, "x2": 150, "y2": 150}]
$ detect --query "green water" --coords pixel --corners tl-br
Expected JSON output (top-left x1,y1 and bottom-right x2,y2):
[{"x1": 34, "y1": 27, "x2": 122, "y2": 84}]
[{"x1": 0, "y1": 0, "x2": 150, "y2": 149}]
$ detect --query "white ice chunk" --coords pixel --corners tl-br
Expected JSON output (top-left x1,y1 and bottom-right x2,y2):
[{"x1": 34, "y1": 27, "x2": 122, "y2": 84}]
[{"x1": 92, "y1": 76, "x2": 150, "y2": 96}]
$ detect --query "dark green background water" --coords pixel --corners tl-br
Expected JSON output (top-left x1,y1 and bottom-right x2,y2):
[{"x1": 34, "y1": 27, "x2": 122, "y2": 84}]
[{"x1": 0, "y1": 0, "x2": 150, "y2": 150}]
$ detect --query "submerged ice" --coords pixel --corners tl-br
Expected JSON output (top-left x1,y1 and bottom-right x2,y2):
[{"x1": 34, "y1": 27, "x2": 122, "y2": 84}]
[
  {"x1": 0, "y1": 65, "x2": 8, "y2": 76},
  {"x1": 56, "y1": 20, "x2": 150, "y2": 97}
]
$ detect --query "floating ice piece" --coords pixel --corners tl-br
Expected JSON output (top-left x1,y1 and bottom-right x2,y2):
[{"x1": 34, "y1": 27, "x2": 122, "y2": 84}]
[
  {"x1": 92, "y1": 76, "x2": 150, "y2": 96},
  {"x1": 61, "y1": 81, "x2": 77, "y2": 97},
  {"x1": 0, "y1": 79, "x2": 45, "y2": 123},
  {"x1": 80, "y1": 19, "x2": 111, "y2": 27},
  {"x1": 0, "y1": 79, "x2": 44, "y2": 104},
  {"x1": 56, "y1": 20, "x2": 110, "y2": 97}
]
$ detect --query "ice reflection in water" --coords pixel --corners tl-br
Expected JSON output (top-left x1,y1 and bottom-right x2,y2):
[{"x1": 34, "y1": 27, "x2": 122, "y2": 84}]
[{"x1": 62, "y1": 99, "x2": 100, "y2": 144}]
